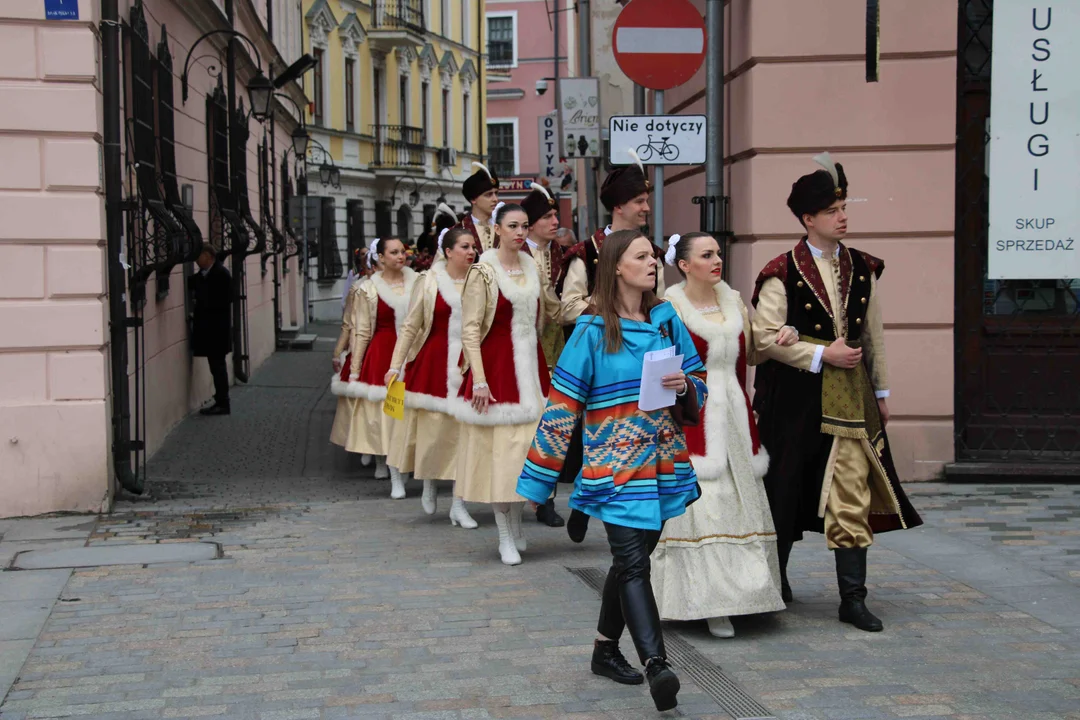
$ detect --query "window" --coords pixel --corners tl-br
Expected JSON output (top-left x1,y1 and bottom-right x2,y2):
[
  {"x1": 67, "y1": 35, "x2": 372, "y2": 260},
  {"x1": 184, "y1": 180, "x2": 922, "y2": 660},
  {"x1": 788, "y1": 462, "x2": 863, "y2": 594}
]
[
  {"x1": 462, "y1": 94, "x2": 470, "y2": 153},
  {"x1": 399, "y1": 75, "x2": 409, "y2": 126},
  {"x1": 442, "y1": 88, "x2": 450, "y2": 147},
  {"x1": 421, "y1": 80, "x2": 430, "y2": 143},
  {"x1": 312, "y1": 47, "x2": 324, "y2": 125},
  {"x1": 344, "y1": 58, "x2": 355, "y2": 131},
  {"x1": 487, "y1": 14, "x2": 515, "y2": 66},
  {"x1": 487, "y1": 120, "x2": 516, "y2": 178}
]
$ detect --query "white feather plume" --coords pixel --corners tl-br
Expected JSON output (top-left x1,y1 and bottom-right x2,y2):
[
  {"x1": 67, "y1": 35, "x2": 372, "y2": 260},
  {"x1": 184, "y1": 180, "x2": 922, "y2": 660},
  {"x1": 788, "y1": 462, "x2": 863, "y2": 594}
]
[
  {"x1": 434, "y1": 202, "x2": 457, "y2": 223},
  {"x1": 471, "y1": 161, "x2": 494, "y2": 181},
  {"x1": 529, "y1": 182, "x2": 553, "y2": 202},
  {"x1": 626, "y1": 147, "x2": 645, "y2": 176},
  {"x1": 812, "y1": 152, "x2": 839, "y2": 188}
]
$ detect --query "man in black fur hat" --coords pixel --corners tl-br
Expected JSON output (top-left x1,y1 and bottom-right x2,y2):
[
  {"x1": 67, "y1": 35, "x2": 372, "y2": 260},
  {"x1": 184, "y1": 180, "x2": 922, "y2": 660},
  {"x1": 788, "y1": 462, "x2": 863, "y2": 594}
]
[
  {"x1": 457, "y1": 161, "x2": 500, "y2": 257},
  {"x1": 750, "y1": 153, "x2": 922, "y2": 632}
]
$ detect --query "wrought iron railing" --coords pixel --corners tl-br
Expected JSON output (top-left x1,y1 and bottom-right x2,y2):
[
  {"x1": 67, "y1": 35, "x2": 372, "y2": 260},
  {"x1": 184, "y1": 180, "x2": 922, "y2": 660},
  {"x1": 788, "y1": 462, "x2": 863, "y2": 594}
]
[
  {"x1": 371, "y1": 124, "x2": 426, "y2": 167},
  {"x1": 370, "y1": 0, "x2": 425, "y2": 32}
]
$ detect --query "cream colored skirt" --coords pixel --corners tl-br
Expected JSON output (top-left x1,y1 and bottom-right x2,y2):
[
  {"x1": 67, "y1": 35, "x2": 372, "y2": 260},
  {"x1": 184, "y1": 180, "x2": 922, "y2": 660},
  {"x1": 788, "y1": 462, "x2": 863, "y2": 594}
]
[
  {"x1": 387, "y1": 408, "x2": 462, "y2": 483},
  {"x1": 455, "y1": 419, "x2": 538, "y2": 504},
  {"x1": 343, "y1": 398, "x2": 395, "y2": 456},
  {"x1": 330, "y1": 397, "x2": 355, "y2": 448}
]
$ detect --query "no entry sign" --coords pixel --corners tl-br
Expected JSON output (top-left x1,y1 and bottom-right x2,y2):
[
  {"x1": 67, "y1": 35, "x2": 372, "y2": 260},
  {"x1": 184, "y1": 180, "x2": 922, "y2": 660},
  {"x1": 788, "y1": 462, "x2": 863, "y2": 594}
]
[{"x1": 612, "y1": 0, "x2": 707, "y2": 91}]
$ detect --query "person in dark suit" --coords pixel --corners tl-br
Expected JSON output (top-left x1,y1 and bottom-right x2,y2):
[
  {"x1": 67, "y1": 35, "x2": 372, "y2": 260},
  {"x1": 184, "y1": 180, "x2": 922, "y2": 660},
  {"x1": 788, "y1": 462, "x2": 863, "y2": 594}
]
[{"x1": 190, "y1": 245, "x2": 233, "y2": 416}]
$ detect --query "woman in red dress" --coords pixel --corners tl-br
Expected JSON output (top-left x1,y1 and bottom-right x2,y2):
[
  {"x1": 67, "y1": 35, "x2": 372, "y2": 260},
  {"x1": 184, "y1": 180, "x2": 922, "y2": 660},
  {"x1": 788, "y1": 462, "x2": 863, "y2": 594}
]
[
  {"x1": 330, "y1": 237, "x2": 417, "y2": 495},
  {"x1": 447, "y1": 204, "x2": 557, "y2": 565},
  {"x1": 385, "y1": 228, "x2": 478, "y2": 528}
]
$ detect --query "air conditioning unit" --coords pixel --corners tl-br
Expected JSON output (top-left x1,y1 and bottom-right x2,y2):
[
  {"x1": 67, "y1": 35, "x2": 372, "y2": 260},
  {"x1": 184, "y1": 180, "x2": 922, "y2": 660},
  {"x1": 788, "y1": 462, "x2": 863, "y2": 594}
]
[{"x1": 439, "y1": 147, "x2": 458, "y2": 169}]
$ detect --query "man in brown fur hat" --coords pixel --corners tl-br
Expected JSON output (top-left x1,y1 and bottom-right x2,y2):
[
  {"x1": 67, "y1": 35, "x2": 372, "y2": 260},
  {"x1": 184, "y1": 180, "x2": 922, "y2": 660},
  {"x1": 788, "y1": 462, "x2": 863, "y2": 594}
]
[{"x1": 751, "y1": 153, "x2": 922, "y2": 633}]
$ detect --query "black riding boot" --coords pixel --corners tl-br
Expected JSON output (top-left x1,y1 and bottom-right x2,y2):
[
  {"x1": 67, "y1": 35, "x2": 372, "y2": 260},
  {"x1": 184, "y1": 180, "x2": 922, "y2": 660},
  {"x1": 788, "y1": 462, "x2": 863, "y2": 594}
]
[
  {"x1": 567, "y1": 508, "x2": 590, "y2": 543},
  {"x1": 536, "y1": 498, "x2": 565, "y2": 527},
  {"x1": 835, "y1": 547, "x2": 883, "y2": 632},
  {"x1": 777, "y1": 539, "x2": 793, "y2": 602}
]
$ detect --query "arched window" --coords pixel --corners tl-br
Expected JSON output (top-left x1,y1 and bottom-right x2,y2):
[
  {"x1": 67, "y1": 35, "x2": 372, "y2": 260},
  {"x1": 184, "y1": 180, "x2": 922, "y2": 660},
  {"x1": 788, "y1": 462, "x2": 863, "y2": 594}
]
[{"x1": 396, "y1": 204, "x2": 413, "y2": 244}]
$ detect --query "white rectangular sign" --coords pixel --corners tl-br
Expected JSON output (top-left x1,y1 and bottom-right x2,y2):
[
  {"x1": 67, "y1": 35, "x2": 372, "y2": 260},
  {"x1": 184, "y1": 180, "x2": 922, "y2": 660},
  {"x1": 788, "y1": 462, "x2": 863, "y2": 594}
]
[
  {"x1": 608, "y1": 115, "x2": 707, "y2": 166},
  {"x1": 557, "y1": 77, "x2": 601, "y2": 159},
  {"x1": 987, "y1": 1, "x2": 1080, "y2": 280},
  {"x1": 538, "y1": 112, "x2": 562, "y2": 187}
]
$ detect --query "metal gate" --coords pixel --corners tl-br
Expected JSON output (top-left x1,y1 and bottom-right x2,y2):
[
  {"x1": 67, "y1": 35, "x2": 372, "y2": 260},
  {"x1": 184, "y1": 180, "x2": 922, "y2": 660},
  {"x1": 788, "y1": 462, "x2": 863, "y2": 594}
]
[{"x1": 954, "y1": 0, "x2": 1080, "y2": 469}]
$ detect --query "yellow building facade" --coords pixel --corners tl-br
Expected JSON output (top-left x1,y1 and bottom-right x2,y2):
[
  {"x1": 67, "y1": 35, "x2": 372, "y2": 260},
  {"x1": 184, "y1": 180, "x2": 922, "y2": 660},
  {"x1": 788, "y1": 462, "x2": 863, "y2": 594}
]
[{"x1": 301, "y1": 0, "x2": 485, "y2": 319}]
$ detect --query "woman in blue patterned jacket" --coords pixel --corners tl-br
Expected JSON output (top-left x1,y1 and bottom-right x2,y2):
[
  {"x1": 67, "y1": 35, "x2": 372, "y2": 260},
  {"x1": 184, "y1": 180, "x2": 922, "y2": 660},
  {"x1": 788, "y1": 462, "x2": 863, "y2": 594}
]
[{"x1": 517, "y1": 230, "x2": 707, "y2": 713}]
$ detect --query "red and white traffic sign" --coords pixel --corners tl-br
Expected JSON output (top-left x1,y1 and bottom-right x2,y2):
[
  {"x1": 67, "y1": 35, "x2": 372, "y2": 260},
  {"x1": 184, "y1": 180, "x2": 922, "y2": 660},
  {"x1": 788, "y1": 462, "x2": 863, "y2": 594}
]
[{"x1": 612, "y1": 0, "x2": 707, "y2": 92}]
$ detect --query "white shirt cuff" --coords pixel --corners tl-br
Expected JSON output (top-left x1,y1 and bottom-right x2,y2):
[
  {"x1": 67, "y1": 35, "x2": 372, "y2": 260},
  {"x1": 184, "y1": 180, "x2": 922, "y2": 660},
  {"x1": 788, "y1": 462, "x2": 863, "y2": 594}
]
[
  {"x1": 875, "y1": 389, "x2": 890, "y2": 399},
  {"x1": 809, "y1": 345, "x2": 825, "y2": 374}
]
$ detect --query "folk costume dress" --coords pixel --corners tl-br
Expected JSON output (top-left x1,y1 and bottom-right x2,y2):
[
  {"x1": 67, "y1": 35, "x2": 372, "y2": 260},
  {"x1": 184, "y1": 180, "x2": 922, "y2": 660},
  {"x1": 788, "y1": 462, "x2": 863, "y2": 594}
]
[
  {"x1": 448, "y1": 249, "x2": 554, "y2": 504},
  {"x1": 330, "y1": 281, "x2": 364, "y2": 449},
  {"x1": 516, "y1": 302, "x2": 707, "y2": 530},
  {"x1": 331, "y1": 268, "x2": 418, "y2": 456},
  {"x1": 751, "y1": 239, "x2": 922, "y2": 551},
  {"x1": 386, "y1": 264, "x2": 465, "y2": 483},
  {"x1": 526, "y1": 236, "x2": 566, "y2": 369},
  {"x1": 650, "y1": 283, "x2": 786, "y2": 621},
  {"x1": 457, "y1": 214, "x2": 497, "y2": 258}
]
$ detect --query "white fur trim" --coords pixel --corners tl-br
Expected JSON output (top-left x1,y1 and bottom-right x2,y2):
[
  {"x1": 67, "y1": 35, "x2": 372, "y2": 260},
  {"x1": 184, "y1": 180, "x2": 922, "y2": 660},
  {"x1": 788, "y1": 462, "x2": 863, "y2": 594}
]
[
  {"x1": 330, "y1": 374, "x2": 388, "y2": 401},
  {"x1": 446, "y1": 250, "x2": 544, "y2": 426},
  {"x1": 401, "y1": 265, "x2": 464, "y2": 413},
  {"x1": 370, "y1": 267, "x2": 417, "y2": 330},
  {"x1": 666, "y1": 282, "x2": 769, "y2": 480}
]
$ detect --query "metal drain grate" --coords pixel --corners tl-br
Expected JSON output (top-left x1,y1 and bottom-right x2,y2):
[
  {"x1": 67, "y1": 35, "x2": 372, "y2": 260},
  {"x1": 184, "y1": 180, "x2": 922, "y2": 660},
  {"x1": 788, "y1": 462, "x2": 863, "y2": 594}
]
[{"x1": 567, "y1": 566, "x2": 776, "y2": 720}]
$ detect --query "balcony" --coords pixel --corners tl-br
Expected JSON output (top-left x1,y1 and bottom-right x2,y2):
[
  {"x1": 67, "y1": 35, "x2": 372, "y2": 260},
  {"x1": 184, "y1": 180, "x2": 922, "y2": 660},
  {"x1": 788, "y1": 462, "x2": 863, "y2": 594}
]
[
  {"x1": 368, "y1": 1, "x2": 426, "y2": 51},
  {"x1": 371, "y1": 125, "x2": 426, "y2": 169}
]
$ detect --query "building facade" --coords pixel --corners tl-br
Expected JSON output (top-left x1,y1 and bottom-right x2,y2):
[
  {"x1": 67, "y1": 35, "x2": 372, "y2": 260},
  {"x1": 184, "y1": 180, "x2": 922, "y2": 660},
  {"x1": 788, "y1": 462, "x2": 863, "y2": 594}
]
[
  {"x1": 300, "y1": 0, "x2": 485, "y2": 321},
  {"x1": 0, "y1": 0, "x2": 307, "y2": 518},
  {"x1": 589, "y1": 0, "x2": 1079, "y2": 481}
]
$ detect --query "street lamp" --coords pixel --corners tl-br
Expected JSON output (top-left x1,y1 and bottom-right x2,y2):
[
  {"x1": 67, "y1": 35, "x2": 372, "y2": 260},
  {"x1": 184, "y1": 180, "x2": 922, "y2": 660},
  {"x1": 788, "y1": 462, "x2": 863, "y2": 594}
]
[
  {"x1": 247, "y1": 70, "x2": 275, "y2": 122},
  {"x1": 290, "y1": 125, "x2": 310, "y2": 158}
]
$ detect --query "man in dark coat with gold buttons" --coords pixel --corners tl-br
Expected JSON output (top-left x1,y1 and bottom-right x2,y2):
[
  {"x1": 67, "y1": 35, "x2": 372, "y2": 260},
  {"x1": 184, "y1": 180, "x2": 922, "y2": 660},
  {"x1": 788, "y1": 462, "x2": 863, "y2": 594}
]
[{"x1": 751, "y1": 153, "x2": 922, "y2": 632}]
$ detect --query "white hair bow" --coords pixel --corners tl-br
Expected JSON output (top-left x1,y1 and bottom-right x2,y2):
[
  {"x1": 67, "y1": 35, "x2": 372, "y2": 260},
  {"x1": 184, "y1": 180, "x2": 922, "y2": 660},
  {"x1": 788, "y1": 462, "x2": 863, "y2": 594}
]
[
  {"x1": 438, "y1": 227, "x2": 450, "y2": 245},
  {"x1": 664, "y1": 234, "x2": 682, "y2": 266},
  {"x1": 367, "y1": 237, "x2": 380, "y2": 268},
  {"x1": 492, "y1": 201, "x2": 506, "y2": 223}
]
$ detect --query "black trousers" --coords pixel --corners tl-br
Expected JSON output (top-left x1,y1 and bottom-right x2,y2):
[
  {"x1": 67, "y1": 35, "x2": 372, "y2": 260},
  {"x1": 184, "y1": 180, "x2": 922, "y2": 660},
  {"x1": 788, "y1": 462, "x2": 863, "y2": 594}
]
[
  {"x1": 597, "y1": 521, "x2": 665, "y2": 665},
  {"x1": 206, "y1": 353, "x2": 230, "y2": 408}
]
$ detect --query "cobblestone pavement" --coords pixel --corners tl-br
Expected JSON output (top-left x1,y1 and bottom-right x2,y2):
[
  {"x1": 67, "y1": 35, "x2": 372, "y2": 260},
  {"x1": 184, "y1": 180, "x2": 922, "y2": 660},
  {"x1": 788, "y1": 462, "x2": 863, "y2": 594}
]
[{"x1": 1, "y1": 327, "x2": 1078, "y2": 720}]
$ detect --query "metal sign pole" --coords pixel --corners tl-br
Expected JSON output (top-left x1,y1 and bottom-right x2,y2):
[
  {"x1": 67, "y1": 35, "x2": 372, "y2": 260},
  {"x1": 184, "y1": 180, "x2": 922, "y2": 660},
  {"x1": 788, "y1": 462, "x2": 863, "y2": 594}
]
[
  {"x1": 301, "y1": 191, "x2": 309, "y2": 334},
  {"x1": 705, "y1": 0, "x2": 723, "y2": 235},
  {"x1": 653, "y1": 89, "x2": 664, "y2": 249},
  {"x1": 577, "y1": 0, "x2": 599, "y2": 233}
]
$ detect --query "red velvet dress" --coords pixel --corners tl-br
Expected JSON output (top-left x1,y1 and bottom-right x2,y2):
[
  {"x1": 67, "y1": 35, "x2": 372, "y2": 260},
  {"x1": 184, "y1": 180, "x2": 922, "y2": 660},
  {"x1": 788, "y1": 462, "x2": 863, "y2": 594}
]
[
  {"x1": 338, "y1": 297, "x2": 398, "y2": 384},
  {"x1": 682, "y1": 332, "x2": 762, "y2": 459},
  {"x1": 458, "y1": 293, "x2": 551, "y2": 405},
  {"x1": 405, "y1": 293, "x2": 451, "y2": 398}
]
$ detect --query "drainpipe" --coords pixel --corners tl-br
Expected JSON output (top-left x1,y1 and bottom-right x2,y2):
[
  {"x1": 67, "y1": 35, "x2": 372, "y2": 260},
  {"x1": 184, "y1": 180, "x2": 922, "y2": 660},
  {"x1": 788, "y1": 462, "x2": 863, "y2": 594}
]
[
  {"x1": 225, "y1": 0, "x2": 249, "y2": 383},
  {"x1": 477, "y1": 3, "x2": 484, "y2": 165},
  {"x1": 102, "y1": 0, "x2": 143, "y2": 494}
]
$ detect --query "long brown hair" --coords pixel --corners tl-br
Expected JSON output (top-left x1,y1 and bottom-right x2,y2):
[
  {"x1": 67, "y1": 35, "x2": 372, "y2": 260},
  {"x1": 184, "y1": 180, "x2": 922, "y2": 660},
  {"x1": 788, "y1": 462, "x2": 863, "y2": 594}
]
[{"x1": 591, "y1": 229, "x2": 661, "y2": 353}]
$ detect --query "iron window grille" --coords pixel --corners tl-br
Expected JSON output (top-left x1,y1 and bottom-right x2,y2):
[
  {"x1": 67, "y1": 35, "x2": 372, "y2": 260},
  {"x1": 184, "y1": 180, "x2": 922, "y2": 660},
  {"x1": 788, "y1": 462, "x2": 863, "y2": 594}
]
[
  {"x1": 487, "y1": 16, "x2": 513, "y2": 66},
  {"x1": 487, "y1": 122, "x2": 515, "y2": 178}
]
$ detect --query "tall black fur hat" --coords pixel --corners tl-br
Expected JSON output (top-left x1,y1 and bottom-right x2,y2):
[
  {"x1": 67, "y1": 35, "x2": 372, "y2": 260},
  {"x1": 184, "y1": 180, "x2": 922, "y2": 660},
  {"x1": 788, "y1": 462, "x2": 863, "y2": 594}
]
[
  {"x1": 462, "y1": 161, "x2": 498, "y2": 201},
  {"x1": 521, "y1": 182, "x2": 557, "y2": 226},
  {"x1": 787, "y1": 152, "x2": 848, "y2": 220},
  {"x1": 600, "y1": 148, "x2": 651, "y2": 212}
]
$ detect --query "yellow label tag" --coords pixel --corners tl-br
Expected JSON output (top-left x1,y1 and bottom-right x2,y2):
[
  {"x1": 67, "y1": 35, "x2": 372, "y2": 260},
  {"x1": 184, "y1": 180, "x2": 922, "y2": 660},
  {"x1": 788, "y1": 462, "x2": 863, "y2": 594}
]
[{"x1": 383, "y1": 379, "x2": 406, "y2": 420}]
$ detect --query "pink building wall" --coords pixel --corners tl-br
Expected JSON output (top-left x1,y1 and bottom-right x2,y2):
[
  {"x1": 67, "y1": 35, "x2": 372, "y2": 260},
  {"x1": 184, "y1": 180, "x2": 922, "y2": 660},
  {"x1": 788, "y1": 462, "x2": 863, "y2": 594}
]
[
  {"x1": 0, "y1": 0, "x2": 302, "y2": 518},
  {"x1": 486, "y1": 0, "x2": 572, "y2": 177},
  {"x1": 601, "y1": 0, "x2": 958, "y2": 481}
]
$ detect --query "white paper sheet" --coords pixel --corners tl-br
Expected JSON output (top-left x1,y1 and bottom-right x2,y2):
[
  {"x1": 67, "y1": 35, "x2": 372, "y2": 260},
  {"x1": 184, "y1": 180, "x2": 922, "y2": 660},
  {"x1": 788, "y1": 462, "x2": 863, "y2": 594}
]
[{"x1": 638, "y1": 347, "x2": 683, "y2": 412}]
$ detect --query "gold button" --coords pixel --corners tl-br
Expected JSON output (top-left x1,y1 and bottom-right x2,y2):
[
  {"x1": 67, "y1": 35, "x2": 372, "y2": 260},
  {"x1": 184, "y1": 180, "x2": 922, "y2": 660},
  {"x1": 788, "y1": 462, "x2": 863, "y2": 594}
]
[
  {"x1": 861, "y1": 297, "x2": 867, "y2": 304},
  {"x1": 797, "y1": 281, "x2": 804, "y2": 288},
  {"x1": 593, "y1": 259, "x2": 598, "y2": 265},
  {"x1": 804, "y1": 303, "x2": 812, "y2": 311},
  {"x1": 856, "y1": 318, "x2": 863, "y2": 325},
  {"x1": 814, "y1": 324, "x2": 822, "y2": 332},
  {"x1": 859, "y1": 275, "x2": 866, "y2": 282}
]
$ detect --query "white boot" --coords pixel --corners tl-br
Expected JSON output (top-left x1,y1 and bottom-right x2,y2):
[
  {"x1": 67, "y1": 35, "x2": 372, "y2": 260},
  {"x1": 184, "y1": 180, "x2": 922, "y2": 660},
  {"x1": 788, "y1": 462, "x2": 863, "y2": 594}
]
[
  {"x1": 508, "y1": 502, "x2": 526, "y2": 552},
  {"x1": 389, "y1": 466, "x2": 406, "y2": 499},
  {"x1": 707, "y1": 616, "x2": 735, "y2": 638},
  {"x1": 374, "y1": 456, "x2": 389, "y2": 479},
  {"x1": 421, "y1": 480, "x2": 437, "y2": 515},
  {"x1": 360, "y1": 454, "x2": 373, "y2": 466},
  {"x1": 449, "y1": 497, "x2": 478, "y2": 529},
  {"x1": 493, "y1": 509, "x2": 522, "y2": 565}
]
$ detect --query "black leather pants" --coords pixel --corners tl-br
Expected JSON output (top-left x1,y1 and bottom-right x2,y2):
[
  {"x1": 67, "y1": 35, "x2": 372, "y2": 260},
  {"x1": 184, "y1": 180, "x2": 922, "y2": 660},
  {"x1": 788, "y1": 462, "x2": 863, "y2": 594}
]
[{"x1": 597, "y1": 521, "x2": 665, "y2": 665}]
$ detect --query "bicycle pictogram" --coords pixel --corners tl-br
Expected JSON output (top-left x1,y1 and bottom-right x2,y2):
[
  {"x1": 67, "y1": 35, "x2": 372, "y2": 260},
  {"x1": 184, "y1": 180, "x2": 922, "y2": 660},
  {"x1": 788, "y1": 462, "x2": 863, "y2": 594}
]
[{"x1": 635, "y1": 135, "x2": 680, "y2": 163}]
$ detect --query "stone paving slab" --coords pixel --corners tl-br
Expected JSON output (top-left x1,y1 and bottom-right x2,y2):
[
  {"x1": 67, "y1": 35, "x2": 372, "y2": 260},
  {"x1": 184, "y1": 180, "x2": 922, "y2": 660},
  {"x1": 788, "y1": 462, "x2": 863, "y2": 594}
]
[
  {"x1": 10, "y1": 543, "x2": 219, "y2": 570},
  {"x1": 0, "y1": 570, "x2": 71, "y2": 603}
]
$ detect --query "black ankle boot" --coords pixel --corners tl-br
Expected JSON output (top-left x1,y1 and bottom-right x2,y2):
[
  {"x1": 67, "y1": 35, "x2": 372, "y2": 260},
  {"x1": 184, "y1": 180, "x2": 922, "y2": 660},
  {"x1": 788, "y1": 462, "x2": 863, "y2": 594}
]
[
  {"x1": 778, "y1": 540, "x2": 793, "y2": 602},
  {"x1": 835, "y1": 547, "x2": 883, "y2": 632},
  {"x1": 567, "y1": 508, "x2": 590, "y2": 543},
  {"x1": 644, "y1": 657, "x2": 680, "y2": 711},
  {"x1": 536, "y1": 498, "x2": 565, "y2": 527},
  {"x1": 590, "y1": 640, "x2": 643, "y2": 685}
]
